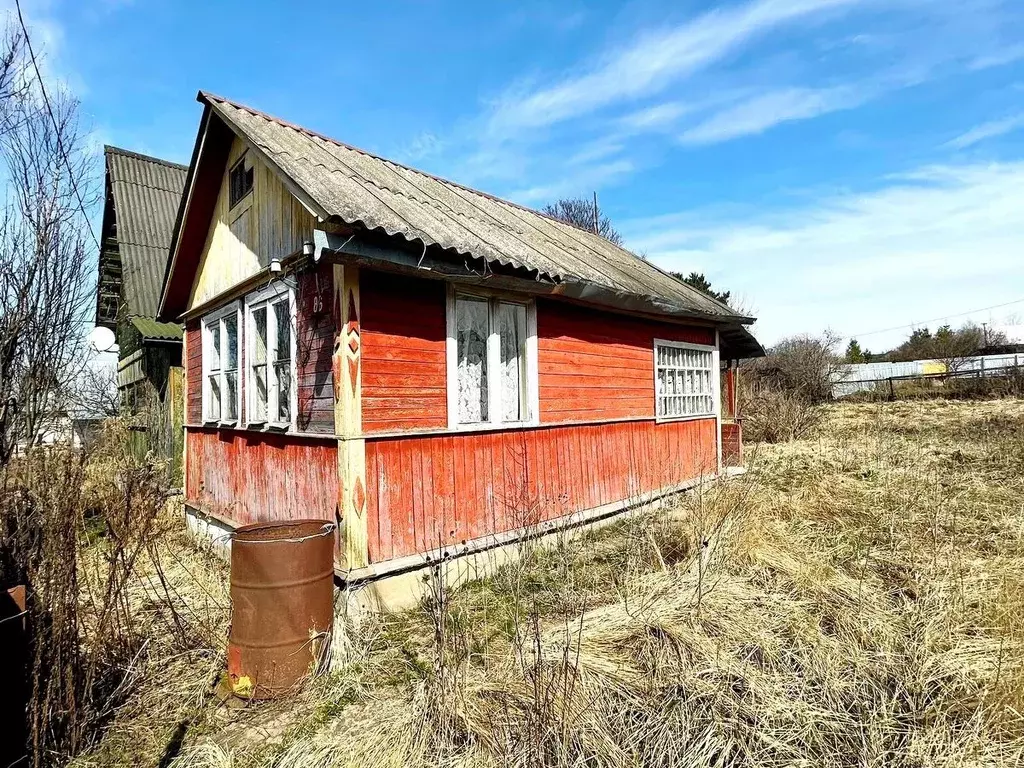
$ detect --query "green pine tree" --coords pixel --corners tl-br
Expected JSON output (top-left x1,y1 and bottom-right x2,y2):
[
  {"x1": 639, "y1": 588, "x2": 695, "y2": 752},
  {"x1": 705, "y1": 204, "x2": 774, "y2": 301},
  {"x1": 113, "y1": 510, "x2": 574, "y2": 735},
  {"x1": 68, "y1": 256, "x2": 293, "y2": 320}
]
[
  {"x1": 845, "y1": 338, "x2": 866, "y2": 363},
  {"x1": 670, "y1": 271, "x2": 731, "y2": 305}
]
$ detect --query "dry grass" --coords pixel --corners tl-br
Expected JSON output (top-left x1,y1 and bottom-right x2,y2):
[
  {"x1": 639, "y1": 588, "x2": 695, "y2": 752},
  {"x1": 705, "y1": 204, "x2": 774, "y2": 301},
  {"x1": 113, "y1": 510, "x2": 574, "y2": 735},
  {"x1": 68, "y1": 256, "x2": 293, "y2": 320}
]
[
  {"x1": 93, "y1": 399, "x2": 1024, "y2": 768},
  {"x1": 0, "y1": 420, "x2": 232, "y2": 768},
  {"x1": 70, "y1": 513, "x2": 231, "y2": 767}
]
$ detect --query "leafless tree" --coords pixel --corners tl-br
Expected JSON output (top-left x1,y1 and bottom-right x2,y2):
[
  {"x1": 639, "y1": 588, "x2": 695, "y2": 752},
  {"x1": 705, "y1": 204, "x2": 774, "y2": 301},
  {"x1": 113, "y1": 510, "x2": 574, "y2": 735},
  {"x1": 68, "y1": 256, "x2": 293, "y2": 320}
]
[
  {"x1": 543, "y1": 195, "x2": 623, "y2": 245},
  {"x1": 932, "y1": 322, "x2": 1006, "y2": 374},
  {"x1": 0, "y1": 51, "x2": 98, "y2": 465},
  {"x1": 745, "y1": 331, "x2": 842, "y2": 404},
  {"x1": 74, "y1": 361, "x2": 120, "y2": 418}
]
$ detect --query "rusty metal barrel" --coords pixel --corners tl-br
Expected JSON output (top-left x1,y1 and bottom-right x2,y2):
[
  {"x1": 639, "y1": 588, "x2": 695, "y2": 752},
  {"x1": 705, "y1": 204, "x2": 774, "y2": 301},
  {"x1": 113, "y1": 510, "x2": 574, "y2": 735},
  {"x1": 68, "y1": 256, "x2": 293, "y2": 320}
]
[{"x1": 227, "y1": 520, "x2": 335, "y2": 699}]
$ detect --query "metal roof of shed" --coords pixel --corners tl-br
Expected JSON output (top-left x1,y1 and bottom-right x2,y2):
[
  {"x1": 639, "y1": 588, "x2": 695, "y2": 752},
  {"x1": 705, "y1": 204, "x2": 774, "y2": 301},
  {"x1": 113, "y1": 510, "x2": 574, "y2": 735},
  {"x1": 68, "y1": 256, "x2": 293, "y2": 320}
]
[{"x1": 200, "y1": 92, "x2": 750, "y2": 325}]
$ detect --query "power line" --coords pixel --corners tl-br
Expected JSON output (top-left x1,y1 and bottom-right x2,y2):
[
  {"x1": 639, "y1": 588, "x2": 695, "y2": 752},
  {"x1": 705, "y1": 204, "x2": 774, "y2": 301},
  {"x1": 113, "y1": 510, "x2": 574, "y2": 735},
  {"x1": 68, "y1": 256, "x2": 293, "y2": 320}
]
[
  {"x1": 844, "y1": 297, "x2": 1024, "y2": 341},
  {"x1": 14, "y1": 0, "x2": 100, "y2": 251}
]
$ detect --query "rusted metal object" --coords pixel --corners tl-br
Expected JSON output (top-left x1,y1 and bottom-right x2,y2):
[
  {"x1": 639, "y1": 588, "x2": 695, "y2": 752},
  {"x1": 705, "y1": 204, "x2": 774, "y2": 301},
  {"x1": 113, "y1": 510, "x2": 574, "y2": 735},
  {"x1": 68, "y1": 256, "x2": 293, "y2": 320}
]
[
  {"x1": 227, "y1": 520, "x2": 334, "y2": 699},
  {"x1": 1, "y1": 585, "x2": 29, "y2": 767}
]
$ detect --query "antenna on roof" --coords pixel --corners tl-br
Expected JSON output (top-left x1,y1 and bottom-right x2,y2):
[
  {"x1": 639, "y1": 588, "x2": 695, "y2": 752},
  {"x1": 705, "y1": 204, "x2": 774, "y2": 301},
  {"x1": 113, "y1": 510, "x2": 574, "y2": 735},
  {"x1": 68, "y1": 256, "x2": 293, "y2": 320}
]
[{"x1": 592, "y1": 191, "x2": 599, "y2": 235}]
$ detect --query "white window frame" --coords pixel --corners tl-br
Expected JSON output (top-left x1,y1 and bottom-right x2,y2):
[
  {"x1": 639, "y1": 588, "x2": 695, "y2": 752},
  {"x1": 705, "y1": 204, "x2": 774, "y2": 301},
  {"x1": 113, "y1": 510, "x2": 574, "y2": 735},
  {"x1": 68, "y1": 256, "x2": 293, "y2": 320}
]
[
  {"x1": 653, "y1": 337, "x2": 720, "y2": 424},
  {"x1": 244, "y1": 280, "x2": 298, "y2": 431},
  {"x1": 201, "y1": 301, "x2": 242, "y2": 426},
  {"x1": 445, "y1": 285, "x2": 539, "y2": 431}
]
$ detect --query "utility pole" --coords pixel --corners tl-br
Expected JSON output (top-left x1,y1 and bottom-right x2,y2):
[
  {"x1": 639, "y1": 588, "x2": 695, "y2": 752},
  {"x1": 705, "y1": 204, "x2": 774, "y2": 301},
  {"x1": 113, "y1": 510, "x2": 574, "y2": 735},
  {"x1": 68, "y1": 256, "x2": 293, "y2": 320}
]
[
  {"x1": 982, "y1": 322, "x2": 989, "y2": 347},
  {"x1": 592, "y1": 191, "x2": 599, "y2": 235}
]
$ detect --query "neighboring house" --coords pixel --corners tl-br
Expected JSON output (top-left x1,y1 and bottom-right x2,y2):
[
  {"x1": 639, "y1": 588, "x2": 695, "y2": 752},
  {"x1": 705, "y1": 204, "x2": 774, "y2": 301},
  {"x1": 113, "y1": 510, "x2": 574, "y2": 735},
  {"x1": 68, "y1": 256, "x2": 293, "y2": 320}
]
[
  {"x1": 158, "y1": 92, "x2": 763, "y2": 605},
  {"x1": 96, "y1": 146, "x2": 189, "y2": 477}
]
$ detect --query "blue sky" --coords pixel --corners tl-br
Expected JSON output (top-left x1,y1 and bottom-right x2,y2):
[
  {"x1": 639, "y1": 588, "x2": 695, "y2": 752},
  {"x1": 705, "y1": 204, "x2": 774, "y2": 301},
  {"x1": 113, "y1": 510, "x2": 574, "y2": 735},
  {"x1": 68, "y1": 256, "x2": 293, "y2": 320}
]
[{"x1": 21, "y1": 0, "x2": 1024, "y2": 351}]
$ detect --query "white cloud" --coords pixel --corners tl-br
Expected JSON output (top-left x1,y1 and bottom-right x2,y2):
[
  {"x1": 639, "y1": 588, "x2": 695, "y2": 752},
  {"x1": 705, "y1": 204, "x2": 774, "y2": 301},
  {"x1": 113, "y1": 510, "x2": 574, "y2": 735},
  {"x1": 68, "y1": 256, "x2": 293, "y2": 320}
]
[
  {"x1": 618, "y1": 101, "x2": 692, "y2": 131},
  {"x1": 397, "y1": 131, "x2": 445, "y2": 163},
  {"x1": 968, "y1": 43, "x2": 1024, "y2": 71},
  {"x1": 678, "y1": 85, "x2": 871, "y2": 145},
  {"x1": 568, "y1": 137, "x2": 625, "y2": 165},
  {"x1": 510, "y1": 159, "x2": 634, "y2": 204},
  {"x1": 946, "y1": 114, "x2": 1024, "y2": 149},
  {"x1": 486, "y1": 0, "x2": 867, "y2": 136},
  {"x1": 620, "y1": 162, "x2": 1024, "y2": 348}
]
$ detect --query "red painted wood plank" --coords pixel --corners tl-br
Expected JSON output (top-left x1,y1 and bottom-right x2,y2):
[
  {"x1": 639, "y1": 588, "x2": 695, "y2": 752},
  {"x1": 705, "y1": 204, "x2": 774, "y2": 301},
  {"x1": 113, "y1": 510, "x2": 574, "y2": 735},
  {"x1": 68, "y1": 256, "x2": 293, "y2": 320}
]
[
  {"x1": 362, "y1": 418, "x2": 719, "y2": 562},
  {"x1": 185, "y1": 428, "x2": 337, "y2": 528}
]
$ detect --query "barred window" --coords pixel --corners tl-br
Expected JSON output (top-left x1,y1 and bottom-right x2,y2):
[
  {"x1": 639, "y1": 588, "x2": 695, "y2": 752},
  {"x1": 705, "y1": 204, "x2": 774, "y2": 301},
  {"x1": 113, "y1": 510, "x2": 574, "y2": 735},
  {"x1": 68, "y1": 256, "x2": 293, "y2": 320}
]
[{"x1": 655, "y1": 341, "x2": 716, "y2": 419}]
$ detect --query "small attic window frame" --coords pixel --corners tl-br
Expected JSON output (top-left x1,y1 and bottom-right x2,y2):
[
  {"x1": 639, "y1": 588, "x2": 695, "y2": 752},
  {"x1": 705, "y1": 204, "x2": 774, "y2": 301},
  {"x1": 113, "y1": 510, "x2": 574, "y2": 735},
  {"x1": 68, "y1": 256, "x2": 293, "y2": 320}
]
[{"x1": 229, "y1": 154, "x2": 254, "y2": 209}]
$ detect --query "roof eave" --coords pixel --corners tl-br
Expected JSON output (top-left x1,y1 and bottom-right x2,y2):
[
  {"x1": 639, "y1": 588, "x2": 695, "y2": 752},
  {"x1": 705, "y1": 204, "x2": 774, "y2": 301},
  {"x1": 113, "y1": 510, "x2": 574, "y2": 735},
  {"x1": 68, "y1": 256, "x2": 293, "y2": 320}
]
[
  {"x1": 158, "y1": 103, "x2": 211, "y2": 321},
  {"x1": 314, "y1": 228, "x2": 754, "y2": 329}
]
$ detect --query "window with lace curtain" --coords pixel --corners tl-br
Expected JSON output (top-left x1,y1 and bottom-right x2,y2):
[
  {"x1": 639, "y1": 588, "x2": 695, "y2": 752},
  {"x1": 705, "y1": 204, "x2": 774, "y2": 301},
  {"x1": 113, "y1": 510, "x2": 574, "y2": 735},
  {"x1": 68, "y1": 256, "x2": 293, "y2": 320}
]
[{"x1": 447, "y1": 290, "x2": 537, "y2": 428}]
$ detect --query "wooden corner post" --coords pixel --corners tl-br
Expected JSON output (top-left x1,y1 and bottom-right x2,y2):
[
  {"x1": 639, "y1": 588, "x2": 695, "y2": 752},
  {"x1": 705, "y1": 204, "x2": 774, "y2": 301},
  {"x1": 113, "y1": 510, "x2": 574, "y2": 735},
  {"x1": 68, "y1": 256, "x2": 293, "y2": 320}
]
[{"x1": 333, "y1": 263, "x2": 367, "y2": 571}]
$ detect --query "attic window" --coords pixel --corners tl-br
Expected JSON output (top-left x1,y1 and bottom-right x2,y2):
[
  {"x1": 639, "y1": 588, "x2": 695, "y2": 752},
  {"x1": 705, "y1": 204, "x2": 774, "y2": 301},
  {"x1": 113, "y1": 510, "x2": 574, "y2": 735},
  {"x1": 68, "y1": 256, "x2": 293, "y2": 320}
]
[{"x1": 229, "y1": 155, "x2": 254, "y2": 208}]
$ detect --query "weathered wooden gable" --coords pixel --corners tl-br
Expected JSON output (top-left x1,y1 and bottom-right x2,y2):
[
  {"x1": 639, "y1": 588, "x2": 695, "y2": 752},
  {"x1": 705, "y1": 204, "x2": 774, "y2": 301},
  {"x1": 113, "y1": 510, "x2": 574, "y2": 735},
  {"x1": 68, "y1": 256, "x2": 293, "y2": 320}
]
[{"x1": 188, "y1": 135, "x2": 317, "y2": 311}]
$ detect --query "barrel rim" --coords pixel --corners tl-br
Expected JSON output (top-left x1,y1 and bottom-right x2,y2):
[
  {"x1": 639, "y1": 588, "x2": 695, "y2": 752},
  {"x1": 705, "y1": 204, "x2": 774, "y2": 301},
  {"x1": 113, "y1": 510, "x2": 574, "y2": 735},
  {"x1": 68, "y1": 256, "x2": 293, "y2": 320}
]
[{"x1": 232, "y1": 519, "x2": 336, "y2": 543}]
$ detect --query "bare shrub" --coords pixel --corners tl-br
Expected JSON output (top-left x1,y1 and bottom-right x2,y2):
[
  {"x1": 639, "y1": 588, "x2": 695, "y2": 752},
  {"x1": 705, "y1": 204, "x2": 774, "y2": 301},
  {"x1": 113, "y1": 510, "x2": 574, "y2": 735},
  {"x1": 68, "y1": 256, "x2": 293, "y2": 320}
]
[
  {"x1": 0, "y1": 416, "x2": 230, "y2": 768},
  {"x1": 1, "y1": 440, "x2": 165, "y2": 764},
  {"x1": 741, "y1": 387, "x2": 823, "y2": 443},
  {"x1": 746, "y1": 331, "x2": 841, "y2": 404},
  {"x1": 740, "y1": 332, "x2": 838, "y2": 443}
]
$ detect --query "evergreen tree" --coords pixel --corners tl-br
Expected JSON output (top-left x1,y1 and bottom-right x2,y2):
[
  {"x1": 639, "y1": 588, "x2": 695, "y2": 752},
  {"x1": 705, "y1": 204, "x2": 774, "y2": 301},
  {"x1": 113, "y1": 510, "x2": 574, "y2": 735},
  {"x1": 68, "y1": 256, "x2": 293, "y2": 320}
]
[
  {"x1": 845, "y1": 339, "x2": 866, "y2": 363},
  {"x1": 670, "y1": 271, "x2": 731, "y2": 305}
]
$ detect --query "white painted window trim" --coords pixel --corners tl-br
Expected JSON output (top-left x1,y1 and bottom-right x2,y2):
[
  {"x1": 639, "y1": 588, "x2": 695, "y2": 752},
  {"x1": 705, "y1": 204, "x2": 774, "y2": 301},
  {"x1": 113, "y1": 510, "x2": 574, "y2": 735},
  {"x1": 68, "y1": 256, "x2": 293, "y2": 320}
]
[
  {"x1": 653, "y1": 337, "x2": 720, "y2": 425},
  {"x1": 244, "y1": 279, "x2": 298, "y2": 431},
  {"x1": 201, "y1": 300, "x2": 242, "y2": 426},
  {"x1": 445, "y1": 284, "x2": 539, "y2": 431}
]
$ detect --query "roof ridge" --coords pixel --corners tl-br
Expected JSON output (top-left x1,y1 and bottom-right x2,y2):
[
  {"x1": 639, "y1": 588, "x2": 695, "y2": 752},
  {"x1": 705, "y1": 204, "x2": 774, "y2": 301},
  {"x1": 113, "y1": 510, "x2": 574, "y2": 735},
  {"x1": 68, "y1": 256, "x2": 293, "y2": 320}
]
[
  {"x1": 104, "y1": 144, "x2": 189, "y2": 171},
  {"x1": 197, "y1": 91, "x2": 621, "y2": 241}
]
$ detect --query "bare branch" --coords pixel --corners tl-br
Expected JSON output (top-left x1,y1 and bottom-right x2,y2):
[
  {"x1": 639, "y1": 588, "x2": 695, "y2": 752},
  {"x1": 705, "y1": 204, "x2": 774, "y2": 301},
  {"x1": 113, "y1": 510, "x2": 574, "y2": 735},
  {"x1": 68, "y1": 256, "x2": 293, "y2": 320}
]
[{"x1": 0, "y1": 29, "x2": 97, "y2": 465}]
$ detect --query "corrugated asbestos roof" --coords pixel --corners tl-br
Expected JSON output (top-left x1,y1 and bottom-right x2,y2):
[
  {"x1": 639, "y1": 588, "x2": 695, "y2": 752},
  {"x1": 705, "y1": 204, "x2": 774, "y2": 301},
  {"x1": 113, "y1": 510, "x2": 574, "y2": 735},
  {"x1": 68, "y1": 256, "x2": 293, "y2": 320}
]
[
  {"x1": 130, "y1": 316, "x2": 183, "y2": 342},
  {"x1": 106, "y1": 146, "x2": 188, "y2": 320},
  {"x1": 201, "y1": 93, "x2": 748, "y2": 324}
]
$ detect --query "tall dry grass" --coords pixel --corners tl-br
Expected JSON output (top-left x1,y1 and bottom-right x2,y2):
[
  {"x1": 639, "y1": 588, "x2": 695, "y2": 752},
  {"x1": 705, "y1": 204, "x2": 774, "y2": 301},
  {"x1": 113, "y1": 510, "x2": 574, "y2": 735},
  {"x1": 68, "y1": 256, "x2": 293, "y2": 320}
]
[
  {"x1": 0, "y1": 419, "x2": 231, "y2": 768},
  {"x1": 141, "y1": 401, "x2": 1024, "y2": 767}
]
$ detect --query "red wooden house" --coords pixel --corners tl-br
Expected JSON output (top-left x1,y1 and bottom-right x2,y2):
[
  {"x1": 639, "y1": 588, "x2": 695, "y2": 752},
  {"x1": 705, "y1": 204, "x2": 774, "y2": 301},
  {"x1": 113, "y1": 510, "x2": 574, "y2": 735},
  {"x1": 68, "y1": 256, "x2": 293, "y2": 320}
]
[{"x1": 158, "y1": 92, "x2": 762, "y2": 601}]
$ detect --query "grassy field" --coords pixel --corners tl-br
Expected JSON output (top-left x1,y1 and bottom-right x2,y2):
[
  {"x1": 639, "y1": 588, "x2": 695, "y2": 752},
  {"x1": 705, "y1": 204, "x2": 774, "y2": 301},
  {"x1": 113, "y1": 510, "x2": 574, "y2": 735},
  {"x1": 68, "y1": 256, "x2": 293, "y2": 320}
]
[{"x1": 79, "y1": 399, "x2": 1024, "y2": 768}]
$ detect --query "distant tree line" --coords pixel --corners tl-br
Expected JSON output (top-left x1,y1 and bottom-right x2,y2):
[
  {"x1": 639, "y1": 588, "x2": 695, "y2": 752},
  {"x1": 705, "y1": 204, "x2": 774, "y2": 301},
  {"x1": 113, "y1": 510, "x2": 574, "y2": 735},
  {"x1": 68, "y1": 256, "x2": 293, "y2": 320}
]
[{"x1": 844, "y1": 322, "x2": 1007, "y2": 365}]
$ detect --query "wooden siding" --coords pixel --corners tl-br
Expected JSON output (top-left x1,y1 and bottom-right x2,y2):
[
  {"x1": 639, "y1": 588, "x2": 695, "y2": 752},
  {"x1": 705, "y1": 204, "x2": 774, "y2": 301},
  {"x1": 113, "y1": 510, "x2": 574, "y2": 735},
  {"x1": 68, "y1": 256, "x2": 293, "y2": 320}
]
[
  {"x1": 182, "y1": 264, "x2": 335, "y2": 432},
  {"x1": 538, "y1": 300, "x2": 715, "y2": 423},
  {"x1": 722, "y1": 421, "x2": 743, "y2": 468},
  {"x1": 360, "y1": 271, "x2": 447, "y2": 433},
  {"x1": 297, "y1": 263, "x2": 336, "y2": 433},
  {"x1": 185, "y1": 320, "x2": 202, "y2": 424},
  {"x1": 187, "y1": 135, "x2": 317, "y2": 311},
  {"x1": 359, "y1": 272, "x2": 716, "y2": 432},
  {"x1": 365, "y1": 417, "x2": 717, "y2": 562},
  {"x1": 185, "y1": 427, "x2": 337, "y2": 526}
]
